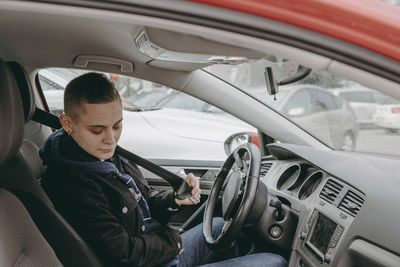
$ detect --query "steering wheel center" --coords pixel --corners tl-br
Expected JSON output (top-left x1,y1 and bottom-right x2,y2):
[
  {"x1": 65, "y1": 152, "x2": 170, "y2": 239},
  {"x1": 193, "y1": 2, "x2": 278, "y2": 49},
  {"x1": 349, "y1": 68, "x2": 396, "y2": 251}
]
[{"x1": 222, "y1": 172, "x2": 242, "y2": 219}]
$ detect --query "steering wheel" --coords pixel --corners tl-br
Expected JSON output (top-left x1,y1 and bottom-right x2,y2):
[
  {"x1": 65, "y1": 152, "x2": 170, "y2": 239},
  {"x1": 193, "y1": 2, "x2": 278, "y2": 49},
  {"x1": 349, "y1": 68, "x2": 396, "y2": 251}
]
[{"x1": 203, "y1": 143, "x2": 267, "y2": 250}]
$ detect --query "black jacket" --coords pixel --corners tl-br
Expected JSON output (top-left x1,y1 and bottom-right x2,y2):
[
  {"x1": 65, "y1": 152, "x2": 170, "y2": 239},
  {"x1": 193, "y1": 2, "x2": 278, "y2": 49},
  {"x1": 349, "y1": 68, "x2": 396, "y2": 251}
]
[{"x1": 41, "y1": 157, "x2": 182, "y2": 267}]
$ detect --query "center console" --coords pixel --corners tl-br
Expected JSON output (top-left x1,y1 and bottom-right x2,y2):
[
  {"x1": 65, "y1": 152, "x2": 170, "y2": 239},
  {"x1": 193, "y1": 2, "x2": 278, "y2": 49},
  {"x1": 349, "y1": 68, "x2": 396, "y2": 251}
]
[
  {"x1": 302, "y1": 210, "x2": 344, "y2": 264},
  {"x1": 293, "y1": 207, "x2": 350, "y2": 267}
]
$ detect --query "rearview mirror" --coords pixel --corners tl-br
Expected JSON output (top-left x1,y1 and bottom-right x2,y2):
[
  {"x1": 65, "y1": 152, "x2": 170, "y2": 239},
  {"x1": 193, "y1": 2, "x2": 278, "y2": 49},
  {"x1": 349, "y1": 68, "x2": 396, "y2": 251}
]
[{"x1": 264, "y1": 65, "x2": 312, "y2": 98}]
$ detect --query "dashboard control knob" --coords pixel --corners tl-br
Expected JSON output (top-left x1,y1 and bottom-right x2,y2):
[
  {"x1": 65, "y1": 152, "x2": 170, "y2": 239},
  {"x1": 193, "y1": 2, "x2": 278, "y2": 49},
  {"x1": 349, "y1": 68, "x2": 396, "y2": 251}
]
[
  {"x1": 324, "y1": 253, "x2": 333, "y2": 264},
  {"x1": 299, "y1": 231, "x2": 307, "y2": 240}
]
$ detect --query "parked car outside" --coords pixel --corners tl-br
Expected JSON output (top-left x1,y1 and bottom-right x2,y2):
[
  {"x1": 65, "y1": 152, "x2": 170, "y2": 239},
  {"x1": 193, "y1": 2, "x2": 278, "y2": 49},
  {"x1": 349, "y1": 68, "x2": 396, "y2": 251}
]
[
  {"x1": 120, "y1": 107, "x2": 255, "y2": 161},
  {"x1": 250, "y1": 85, "x2": 358, "y2": 151},
  {"x1": 157, "y1": 91, "x2": 224, "y2": 113},
  {"x1": 372, "y1": 96, "x2": 400, "y2": 132},
  {"x1": 330, "y1": 86, "x2": 385, "y2": 126},
  {"x1": 126, "y1": 88, "x2": 176, "y2": 108}
]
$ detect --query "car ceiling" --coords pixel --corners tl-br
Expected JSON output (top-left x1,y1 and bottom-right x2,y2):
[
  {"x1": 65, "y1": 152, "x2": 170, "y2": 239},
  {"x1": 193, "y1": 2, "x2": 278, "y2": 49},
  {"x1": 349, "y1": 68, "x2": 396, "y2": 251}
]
[
  {"x1": 0, "y1": 1, "x2": 399, "y2": 91},
  {"x1": 0, "y1": 2, "x2": 262, "y2": 74}
]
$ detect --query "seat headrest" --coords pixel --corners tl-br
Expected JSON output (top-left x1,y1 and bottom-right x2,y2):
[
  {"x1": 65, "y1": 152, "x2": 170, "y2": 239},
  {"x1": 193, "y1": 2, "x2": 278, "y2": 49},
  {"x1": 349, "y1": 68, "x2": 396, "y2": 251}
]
[
  {"x1": 0, "y1": 59, "x2": 24, "y2": 165},
  {"x1": 7, "y1": 62, "x2": 36, "y2": 122}
]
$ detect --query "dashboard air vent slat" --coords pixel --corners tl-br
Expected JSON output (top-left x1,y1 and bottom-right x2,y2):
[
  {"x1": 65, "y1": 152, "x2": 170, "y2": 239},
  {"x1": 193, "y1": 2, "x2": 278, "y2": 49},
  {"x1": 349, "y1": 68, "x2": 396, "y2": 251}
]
[
  {"x1": 260, "y1": 162, "x2": 273, "y2": 177},
  {"x1": 320, "y1": 179, "x2": 343, "y2": 204},
  {"x1": 338, "y1": 190, "x2": 364, "y2": 217}
]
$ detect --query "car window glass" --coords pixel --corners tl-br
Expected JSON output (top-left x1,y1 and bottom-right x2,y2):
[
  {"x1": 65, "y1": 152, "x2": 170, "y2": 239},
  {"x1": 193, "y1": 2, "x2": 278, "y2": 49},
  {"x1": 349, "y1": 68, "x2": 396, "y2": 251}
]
[
  {"x1": 128, "y1": 90, "x2": 173, "y2": 108},
  {"x1": 39, "y1": 77, "x2": 60, "y2": 91},
  {"x1": 205, "y1": 58, "x2": 400, "y2": 156},
  {"x1": 339, "y1": 91, "x2": 375, "y2": 103},
  {"x1": 332, "y1": 94, "x2": 343, "y2": 108},
  {"x1": 282, "y1": 90, "x2": 310, "y2": 116},
  {"x1": 373, "y1": 92, "x2": 400, "y2": 105},
  {"x1": 256, "y1": 90, "x2": 289, "y2": 109},
  {"x1": 310, "y1": 90, "x2": 329, "y2": 112},
  {"x1": 37, "y1": 68, "x2": 255, "y2": 163},
  {"x1": 38, "y1": 75, "x2": 64, "y2": 91},
  {"x1": 313, "y1": 90, "x2": 337, "y2": 111},
  {"x1": 158, "y1": 93, "x2": 206, "y2": 111},
  {"x1": 204, "y1": 104, "x2": 223, "y2": 113}
]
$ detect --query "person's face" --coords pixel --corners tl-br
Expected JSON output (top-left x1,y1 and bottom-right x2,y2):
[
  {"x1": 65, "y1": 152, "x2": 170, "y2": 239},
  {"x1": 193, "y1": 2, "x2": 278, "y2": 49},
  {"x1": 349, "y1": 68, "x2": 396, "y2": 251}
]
[{"x1": 60, "y1": 99, "x2": 123, "y2": 160}]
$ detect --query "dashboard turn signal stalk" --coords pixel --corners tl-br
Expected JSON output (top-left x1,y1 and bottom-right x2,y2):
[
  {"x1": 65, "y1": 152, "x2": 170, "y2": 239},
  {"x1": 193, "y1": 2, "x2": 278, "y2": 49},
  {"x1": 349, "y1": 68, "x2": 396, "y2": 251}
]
[{"x1": 270, "y1": 198, "x2": 284, "y2": 221}]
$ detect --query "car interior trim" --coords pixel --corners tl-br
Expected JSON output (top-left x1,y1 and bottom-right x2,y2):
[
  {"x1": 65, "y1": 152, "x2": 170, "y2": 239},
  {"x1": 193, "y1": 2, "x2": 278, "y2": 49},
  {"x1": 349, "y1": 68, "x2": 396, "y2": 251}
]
[
  {"x1": 348, "y1": 239, "x2": 400, "y2": 267},
  {"x1": 30, "y1": 0, "x2": 400, "y2": 83}
]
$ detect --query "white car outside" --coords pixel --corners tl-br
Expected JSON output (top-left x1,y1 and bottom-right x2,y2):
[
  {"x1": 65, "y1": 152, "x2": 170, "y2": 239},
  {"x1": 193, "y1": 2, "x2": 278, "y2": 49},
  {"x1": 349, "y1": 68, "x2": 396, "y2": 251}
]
[
  {"x1": 330, "y1": 86, "x2": 383, "y2": 126},
  {"x1": 372, "y1": 100, "x2": 400, "y2": 132},
  {"x1": 120, "y1": 108, "x2": 255, "y2": 161},
  {"x1": 250, "y1": 85, "x2": 358, "y2": 151}
]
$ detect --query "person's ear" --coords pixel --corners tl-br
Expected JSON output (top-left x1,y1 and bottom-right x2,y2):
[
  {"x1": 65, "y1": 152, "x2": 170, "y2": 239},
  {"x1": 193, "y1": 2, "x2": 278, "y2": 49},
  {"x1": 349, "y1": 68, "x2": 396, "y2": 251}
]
[{"x1": 60, "y1": 114, "x2": 73, "y2": 135}]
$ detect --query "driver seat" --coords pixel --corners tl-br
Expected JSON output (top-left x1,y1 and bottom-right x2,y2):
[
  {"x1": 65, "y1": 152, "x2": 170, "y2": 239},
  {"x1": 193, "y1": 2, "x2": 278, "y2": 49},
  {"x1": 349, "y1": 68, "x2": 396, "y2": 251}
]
[
  {"x1": 0, "y1": 60, "x2": 103, "y2": 266},
  {"x1": 0, "y1": 60, "x2": 62, "y2": 266}
]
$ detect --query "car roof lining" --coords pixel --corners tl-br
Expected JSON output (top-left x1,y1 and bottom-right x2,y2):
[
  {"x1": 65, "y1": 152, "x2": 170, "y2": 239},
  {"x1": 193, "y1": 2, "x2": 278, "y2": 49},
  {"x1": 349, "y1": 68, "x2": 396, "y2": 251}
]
[{"x1": 1, "y1": 1, "x2": 398, "y2": 95}]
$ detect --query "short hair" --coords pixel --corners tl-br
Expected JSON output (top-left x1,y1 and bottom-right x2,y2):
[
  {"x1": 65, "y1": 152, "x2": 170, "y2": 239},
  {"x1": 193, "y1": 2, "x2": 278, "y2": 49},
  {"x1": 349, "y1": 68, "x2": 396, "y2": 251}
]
[{"x1": 64, "y1": 72, "x2": 120, "y2": 120}]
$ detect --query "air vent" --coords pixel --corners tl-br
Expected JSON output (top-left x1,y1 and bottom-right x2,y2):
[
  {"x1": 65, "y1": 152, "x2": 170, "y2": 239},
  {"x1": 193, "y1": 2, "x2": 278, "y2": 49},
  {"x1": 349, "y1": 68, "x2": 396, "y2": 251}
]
[
  {"x1": 320, "y1": 179, "x2": 343, "y2": 204},
  {"x1": 338, "y1": 190, "x2": 364, "y2": 217},
  {"x1": 260, "y1": 162, "x2": 273, "y2": 177}
]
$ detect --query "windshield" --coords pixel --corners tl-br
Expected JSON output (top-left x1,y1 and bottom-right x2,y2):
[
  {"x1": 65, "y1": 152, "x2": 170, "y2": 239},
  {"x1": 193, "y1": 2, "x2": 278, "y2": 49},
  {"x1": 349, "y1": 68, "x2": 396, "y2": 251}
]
[{"x1": 205, "y1": 59, "x2": 400, "y2": 156}]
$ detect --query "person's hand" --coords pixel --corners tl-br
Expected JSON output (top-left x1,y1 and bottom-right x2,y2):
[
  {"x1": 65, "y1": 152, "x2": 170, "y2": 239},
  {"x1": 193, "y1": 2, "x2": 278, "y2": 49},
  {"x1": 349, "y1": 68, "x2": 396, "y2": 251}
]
[{"x1": 175, "y1": 173, "x2": 201, "y2": 206}]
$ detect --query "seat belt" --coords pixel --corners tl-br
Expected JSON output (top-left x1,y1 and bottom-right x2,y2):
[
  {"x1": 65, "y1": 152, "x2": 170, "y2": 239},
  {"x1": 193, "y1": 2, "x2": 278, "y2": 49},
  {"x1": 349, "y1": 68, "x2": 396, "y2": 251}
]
[
  {"x1": 32, "y1": 108, "x2": 62, "y2": 129},
  {"x1": 32, "y1": 108, "x2": 192, "y2": 200},
  {"x1": 116, "y1": 146, "x2": 191, "y2": 199}
]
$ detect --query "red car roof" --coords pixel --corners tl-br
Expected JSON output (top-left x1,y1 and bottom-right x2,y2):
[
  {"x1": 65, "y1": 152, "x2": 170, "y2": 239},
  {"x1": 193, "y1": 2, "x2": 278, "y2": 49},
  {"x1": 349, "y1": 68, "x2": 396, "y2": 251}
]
[{"x1": 190, "y1": 0, "x2": 400, "y2": 61}]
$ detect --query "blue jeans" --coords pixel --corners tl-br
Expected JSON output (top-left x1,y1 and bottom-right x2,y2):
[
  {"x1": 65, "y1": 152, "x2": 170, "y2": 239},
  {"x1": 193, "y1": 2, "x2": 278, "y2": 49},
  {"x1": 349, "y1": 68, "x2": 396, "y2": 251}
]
[{"x1": 177, "y1": 217, "x2": 287, "y2": 267}]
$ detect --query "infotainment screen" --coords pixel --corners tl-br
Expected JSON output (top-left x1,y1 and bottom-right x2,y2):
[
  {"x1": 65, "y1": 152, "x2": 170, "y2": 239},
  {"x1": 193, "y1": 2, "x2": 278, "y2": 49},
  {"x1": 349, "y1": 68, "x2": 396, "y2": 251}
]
[{"x1": 309, "y1": 213, "x2": 337, "y2": 254}]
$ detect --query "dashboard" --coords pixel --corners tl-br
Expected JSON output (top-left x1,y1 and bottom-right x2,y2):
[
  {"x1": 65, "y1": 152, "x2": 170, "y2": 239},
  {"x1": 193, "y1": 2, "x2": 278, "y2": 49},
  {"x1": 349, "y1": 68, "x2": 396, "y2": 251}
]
[{"x1": 256, "y1": 143, "x2": 400, "y2": 267}]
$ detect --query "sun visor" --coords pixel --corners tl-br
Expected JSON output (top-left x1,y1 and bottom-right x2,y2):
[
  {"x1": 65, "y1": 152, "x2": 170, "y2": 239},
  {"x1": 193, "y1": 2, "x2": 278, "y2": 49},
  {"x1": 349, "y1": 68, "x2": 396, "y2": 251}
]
[{"x1": 134, "y1": 29, "x2": 263, "y2": 71}]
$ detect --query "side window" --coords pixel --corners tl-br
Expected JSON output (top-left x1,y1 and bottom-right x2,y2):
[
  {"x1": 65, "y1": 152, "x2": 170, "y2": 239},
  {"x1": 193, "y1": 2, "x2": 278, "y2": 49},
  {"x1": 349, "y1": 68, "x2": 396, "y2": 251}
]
[
  {"x1": 126, "y1": 88, "x2": 174, "y2": 108},
  {"x1": 38, "y1": 76, "x2": 63, "y2": 91},
  {"x1": 38, "y1": 71, "x2": 67, "y2": 116},
  {"x1": 157, "y1": 93, "x2": 207, "y2": 111},
  {"x1": 37, "y1": 68, "x2": 255, "y2": 163}
]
